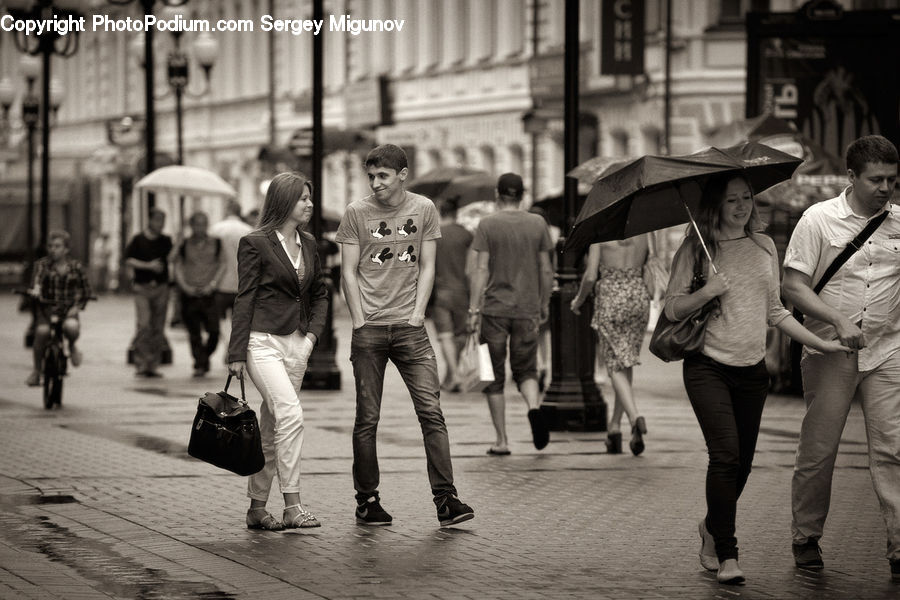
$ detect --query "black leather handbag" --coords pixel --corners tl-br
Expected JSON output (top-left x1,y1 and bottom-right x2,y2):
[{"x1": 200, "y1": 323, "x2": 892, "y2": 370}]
[
  {"x1": 649, "y1": 253, "x2": 719, "y2": 363},
  {"x1": 188, "y1": 374, "x2": 265, "y2": 476}
]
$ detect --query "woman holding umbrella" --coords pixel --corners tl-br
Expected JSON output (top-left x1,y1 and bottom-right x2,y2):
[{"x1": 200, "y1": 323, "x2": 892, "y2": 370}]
[{"x1": 663, "y1": 173, "x2": 849, "y2": 584}]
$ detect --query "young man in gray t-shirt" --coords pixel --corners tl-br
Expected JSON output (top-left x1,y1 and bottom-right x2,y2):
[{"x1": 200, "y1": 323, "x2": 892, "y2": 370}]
[
  {"x1": 336, "y1": 144, "x2": 474, "y2": 528},
  {"x1": 468, "y1": 173, "x2": 554, "y2": 456}
]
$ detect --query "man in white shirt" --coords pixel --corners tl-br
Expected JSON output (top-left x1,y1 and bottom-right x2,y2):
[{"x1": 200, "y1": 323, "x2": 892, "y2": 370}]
[
  {"x1": 783, "y1": 135, "x2": 900, "y2": 580},
  {"x1": 209, "y1": 200, "x2": 253, "y2": 320}
]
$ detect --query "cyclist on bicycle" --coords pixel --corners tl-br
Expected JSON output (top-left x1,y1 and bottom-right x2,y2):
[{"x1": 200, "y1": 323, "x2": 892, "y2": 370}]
[{"x1": 25, "y1": 230, "x2": 93, "y2": 386}]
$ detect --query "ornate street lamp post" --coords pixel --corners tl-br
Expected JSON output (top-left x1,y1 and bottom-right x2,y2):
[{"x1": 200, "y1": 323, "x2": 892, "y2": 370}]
[
  {"x1": 108, "y1": 0, "x2": 189, "y2": 210},
  {"x1": 5, "y1": 0, "x2": 82, "y2": 252},
  {"x1": 540, "y1": 0, "x2": 607, "y2": 432}
]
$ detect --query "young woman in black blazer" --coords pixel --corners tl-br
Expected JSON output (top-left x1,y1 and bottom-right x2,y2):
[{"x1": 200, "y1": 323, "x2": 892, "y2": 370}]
[{"x1": 227, "y1": 172, "x2": 328, "y2": 530}]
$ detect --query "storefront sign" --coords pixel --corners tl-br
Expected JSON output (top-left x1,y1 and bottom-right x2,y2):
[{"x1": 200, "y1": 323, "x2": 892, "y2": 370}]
[{"x1": 601, "y1": 0, "x2": 645, "y2": 75}]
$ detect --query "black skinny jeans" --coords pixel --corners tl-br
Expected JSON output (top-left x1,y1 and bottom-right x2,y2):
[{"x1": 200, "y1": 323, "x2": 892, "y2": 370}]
[{"x1": 683, "y1": 353, "x2": 769, "y2": 561}]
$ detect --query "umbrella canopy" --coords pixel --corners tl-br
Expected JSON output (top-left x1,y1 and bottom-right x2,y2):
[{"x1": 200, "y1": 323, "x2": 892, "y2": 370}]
[
  {"x1": 435, "y1": 172, "x2": 496, "y2": 208},
  {"x1": 564, "y1": 141, "x2": 804, "y2": 254},
  {"x1": 566, "y1": 156, "x2": 632, "y2": 185},
  {"x1": 705, "y1": 112, "x2": 798, "y2": 148},
  {"x1": 406, "y1": 166, "x2": 489, "y2": 200},
  {"x1": 135, "y1": 165, "x2": 237, "y2": 198}
]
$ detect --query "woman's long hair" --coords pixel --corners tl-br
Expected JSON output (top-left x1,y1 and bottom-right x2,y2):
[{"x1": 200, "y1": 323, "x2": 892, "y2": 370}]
[
  {"x1": 256, "y1": 172, "x2": 313, "y2": 232},
  {"x1": 685, "y1": 173, "x2": 766, "y2": 267}
]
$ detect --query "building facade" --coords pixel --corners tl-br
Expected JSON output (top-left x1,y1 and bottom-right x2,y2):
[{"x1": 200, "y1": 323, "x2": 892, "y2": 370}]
[{"x1": 0, "y1": 0, "x2": 891, "y2": 284}]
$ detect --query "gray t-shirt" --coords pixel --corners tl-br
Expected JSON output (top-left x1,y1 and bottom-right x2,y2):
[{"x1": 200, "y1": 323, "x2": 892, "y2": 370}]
[
  {"x1": 471, "y1": 209, "x2": 553, "y2": 319},
  {"x1": 336, "y1": 191, "x2": 441, "y2": 324}
]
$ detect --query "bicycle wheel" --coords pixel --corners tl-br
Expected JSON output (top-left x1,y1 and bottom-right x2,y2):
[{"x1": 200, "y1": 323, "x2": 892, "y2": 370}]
[{"x1": 42, "y1": 346, "x2": 64, "y2": 409}]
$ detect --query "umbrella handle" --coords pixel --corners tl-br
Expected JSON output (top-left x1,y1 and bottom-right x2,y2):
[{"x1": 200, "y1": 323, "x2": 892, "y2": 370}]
[{"x1": 682, "y1": 202, "x2": 719, "y2": 275}]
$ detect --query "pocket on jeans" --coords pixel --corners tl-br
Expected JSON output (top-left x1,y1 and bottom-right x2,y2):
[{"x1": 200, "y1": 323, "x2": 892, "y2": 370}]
[{"x1": 248, "y1": 331, "x2": 270, "y2": 349}]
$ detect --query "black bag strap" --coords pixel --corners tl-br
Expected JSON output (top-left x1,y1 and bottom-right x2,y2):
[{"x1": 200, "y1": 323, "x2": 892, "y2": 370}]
[
  {"x1": 812, "y1": 210, "x2": 888, "y2": 294},
  {"x1": 223, "y1": 373, "x2": 246, "y2": 403}
]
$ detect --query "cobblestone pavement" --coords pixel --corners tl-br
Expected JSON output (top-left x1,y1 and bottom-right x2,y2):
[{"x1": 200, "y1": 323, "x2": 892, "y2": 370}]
[{"x1": 0, "y1": 293, "x2": 896, "y2": 599}]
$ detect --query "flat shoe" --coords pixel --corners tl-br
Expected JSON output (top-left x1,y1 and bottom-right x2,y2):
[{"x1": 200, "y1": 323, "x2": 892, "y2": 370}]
[
  {"x1": 283, "y1": 504, "x2": 320, "y2": 528},
  {"x1": 717, "y1": 558, "x2": 745, "y2": 585},
  {"x1": 246, "y1": 508, "x2": 283, "y2": 531},
  {"x1": 486, "y1": 447, "x2": 511, "y2": 456},
  {"x1": 698, "y1": 519, "x2": 718, "y2": 571}
]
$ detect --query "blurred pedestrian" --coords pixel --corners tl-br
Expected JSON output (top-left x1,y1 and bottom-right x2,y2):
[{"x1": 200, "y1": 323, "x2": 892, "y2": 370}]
[
  {"x1": 664, "y1": 173, "x2": 849, "y2": 584},
  {"x1": 570, "y1": 235, "x2": 651, "y2": 455},
  {"x1": 227, "y1": 172, "x2": 328, "y2": 531},
  {"x1": 90, "y1": 232, "x2": 112, "y2": 294},
  {"x1": 25, "y1": 230, "x2": 92, "y2": 386},
  {"x1": 125, "y1": 208, "x2": 172, "y2": 378},
  {"x1": 173, "y1": 211, "x2": 226, "y2": 377},
  {"x1": 336, "y1": 143, "x2": 474, "y2": 527},
  {"x1": 468, "y1": 173, "x2": 554, "y2": 456},
  {"x1": 209, "y1": 199, "x2": 254, "y2": 320},
  {"x1": 433, "y1": 196, "x2": 472, "y2": 392},
  {"x1": 782, "y1": 135, "x2": 900, "y2": 580}
]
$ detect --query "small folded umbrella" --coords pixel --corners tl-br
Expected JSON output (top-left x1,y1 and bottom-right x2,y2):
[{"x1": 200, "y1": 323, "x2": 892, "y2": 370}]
[
  {"x1": 406, "y1": 166, "x2": 489, "y2": 201},
  {"x1": 564, "y1": 141, "x2": 804, "y2": 268}
]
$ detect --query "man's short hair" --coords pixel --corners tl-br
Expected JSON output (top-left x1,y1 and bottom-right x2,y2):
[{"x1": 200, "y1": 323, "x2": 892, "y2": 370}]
[
  {"x1": 846, "y1": 135, "x2": 899, "y2": 175},
  {"x1": 148, "y1": 208, "x2": 166, "y2": 220},
  {"x1": 189, "y1": 211, "x2": 208, "y2": 226},
  {"x1": 497, "y1": 172, "x2": 524, "y2": 199},
  {"x1": 47, "y1": 229, "x2": 70, "y2": 247},
  {"x1": 365, "y1": 144, "x2": 408, "y2": 172},
  {"x1": 439, "y1": 196, "x2": 460, "y2": 218}
]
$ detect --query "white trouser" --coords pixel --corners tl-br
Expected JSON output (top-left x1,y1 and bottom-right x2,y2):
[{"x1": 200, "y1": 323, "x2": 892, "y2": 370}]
[
  {"x1": 245, "y1": 329, "x2": 314, "y2": 500},
  {"x1": 792, "y1": 350, "x2": 900, "y2": 560}
]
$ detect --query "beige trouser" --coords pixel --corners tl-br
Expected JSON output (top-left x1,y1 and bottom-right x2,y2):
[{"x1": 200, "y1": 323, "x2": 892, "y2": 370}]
[
  {"x1": 245, "y1": 330, "x2": 314, "y2": 500},
  {"x1": 792, "y1": 350, "x2": 900, "y2": 560}
]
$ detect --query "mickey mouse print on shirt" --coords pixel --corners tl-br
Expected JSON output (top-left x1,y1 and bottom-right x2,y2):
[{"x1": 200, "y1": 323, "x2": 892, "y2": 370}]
[{"x1": 365, "y1": 215, "x2": 421, "y2": 269}]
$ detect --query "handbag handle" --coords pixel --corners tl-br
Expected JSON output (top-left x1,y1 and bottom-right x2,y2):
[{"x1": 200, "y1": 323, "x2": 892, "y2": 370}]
[{"x1": 223, "y1": 373, "x2": 246, "y2": 402}]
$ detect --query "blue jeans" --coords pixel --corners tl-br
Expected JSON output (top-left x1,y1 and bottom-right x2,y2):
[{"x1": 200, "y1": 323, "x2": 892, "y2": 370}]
[
  {"x1": 683, "y1": 354, "x2": 769, "y2": 561},
  {"x1": 350, "y1": 323, "x2": 456, "y2": 504}
]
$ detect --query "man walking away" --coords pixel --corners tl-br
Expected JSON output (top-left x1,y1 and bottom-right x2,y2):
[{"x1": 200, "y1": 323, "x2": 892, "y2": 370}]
[
  {"x1": 433, "y1": 196, "x2": 473, "y2": 392},
  {"x1": 173, "y1": 211, "x2": 226, "y2": 377},
  {"x1": 468, "y1": 173, "x2": 554, "y2": 456},
  {"x1": 209, "y1": 199, "x2": 254, "y2": 320}
]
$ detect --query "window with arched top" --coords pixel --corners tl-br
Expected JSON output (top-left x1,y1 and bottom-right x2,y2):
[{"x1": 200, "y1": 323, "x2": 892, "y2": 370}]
[
  {"x1": 480, "y1": 146, "x2": 496, "y2": 174},
  {"x1": 429, "y1": 149, "x2": 444, "y2": 170},
  {"x1": 508, "y1": 144, "x2": 525, "y2": 176},
  {"x1": 452, "y1": 147, "x2": 468, "y2": 167},
  {"x1": 611, "y1": 130, "x2": 630, "y2": 157}
]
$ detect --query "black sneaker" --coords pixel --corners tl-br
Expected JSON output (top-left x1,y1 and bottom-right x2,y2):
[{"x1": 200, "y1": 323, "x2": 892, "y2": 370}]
[
  {"x1": 528, "y1": 408, "x2": 550, "y2": 450},
  {"x1": 890, "y1": 558, "x2": 900, "y2": 582},
  {"x1": 792, "y1": 538, "x2": 824, "y2": 569},
  {"x1": 355, "y1": 496, "x2": 392, "y2": 526},
  {"x1": 436, "y1": 495, "x2": 474, "y2": 527}
]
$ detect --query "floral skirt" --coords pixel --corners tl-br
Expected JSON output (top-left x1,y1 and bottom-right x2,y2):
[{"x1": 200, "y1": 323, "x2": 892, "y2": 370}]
[{"x1": 591, "y1": 266, "x2": 651, "y2": 371}]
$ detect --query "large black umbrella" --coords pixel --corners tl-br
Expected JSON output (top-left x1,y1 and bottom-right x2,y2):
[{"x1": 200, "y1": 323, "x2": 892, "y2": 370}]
[
  {"x1": 564, "y1": 142, "x2": 804, "y2": 264},
  {"x1": 406, "y1": 166, "x2": 489, "y2": 200}
]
